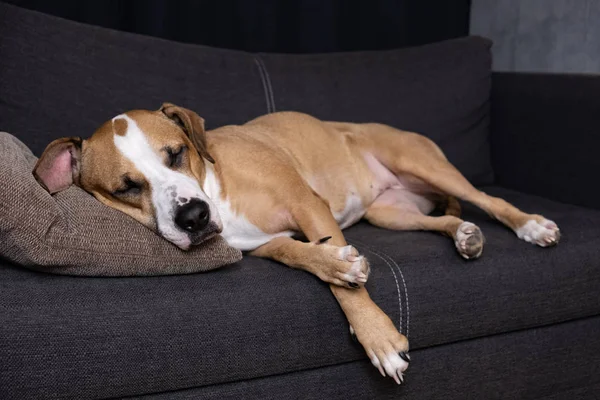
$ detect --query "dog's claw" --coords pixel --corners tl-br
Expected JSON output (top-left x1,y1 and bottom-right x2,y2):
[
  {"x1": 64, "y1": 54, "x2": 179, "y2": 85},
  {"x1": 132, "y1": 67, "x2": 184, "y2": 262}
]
[
  {"x1": 397, "y1": 371, "x2": 404, "y2": 384},
  {"x1": 317, "y1": 236, "x2": 332, "y2": 244},
  {"x1": 399, "y1": 352, "x2": 410, "y2": 363},
  {"x1": 349, "y1": 326, "x2": 358, "y2": 343}
]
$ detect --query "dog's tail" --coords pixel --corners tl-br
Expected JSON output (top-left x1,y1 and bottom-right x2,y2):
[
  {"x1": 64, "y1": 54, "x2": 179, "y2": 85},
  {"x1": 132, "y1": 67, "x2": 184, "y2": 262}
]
[{"x1": 444, "y1": 195, "x2": 461, "y2": 218}]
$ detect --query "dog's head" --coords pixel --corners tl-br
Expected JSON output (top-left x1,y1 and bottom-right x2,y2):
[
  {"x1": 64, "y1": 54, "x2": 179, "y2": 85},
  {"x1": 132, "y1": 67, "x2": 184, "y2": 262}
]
[{"x1": 33, "y1": 103, "x2": 222, "y2": 250}]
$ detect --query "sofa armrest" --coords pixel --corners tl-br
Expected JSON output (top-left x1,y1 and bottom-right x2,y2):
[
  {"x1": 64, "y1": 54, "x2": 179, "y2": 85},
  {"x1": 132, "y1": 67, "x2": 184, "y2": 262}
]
[{"x1": 490, "y1": 72, "x2": 600, "y2": 209}]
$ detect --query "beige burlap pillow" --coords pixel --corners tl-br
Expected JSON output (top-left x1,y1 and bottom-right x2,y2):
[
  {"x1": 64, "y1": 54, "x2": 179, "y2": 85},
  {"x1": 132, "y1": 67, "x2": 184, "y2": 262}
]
[{"x1": 0, "y1": 132, "x2": 242, "y2": 276}]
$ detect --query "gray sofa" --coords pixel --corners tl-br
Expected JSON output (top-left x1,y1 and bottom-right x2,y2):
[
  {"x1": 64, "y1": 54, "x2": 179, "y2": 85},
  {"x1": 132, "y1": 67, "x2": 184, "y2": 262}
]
[{"x1": 1, "y1": 3, "x2": 599, "y2": 399}]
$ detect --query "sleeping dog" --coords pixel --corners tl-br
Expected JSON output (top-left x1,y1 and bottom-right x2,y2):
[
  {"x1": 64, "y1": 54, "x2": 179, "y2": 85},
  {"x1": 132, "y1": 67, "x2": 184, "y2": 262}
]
[{"x1": 34, "y1": 103, "x2": 560, "y2": 384}]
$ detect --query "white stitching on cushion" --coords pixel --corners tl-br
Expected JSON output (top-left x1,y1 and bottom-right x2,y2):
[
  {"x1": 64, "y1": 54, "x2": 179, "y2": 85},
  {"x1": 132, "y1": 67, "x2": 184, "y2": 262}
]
[
  {"x1": 253, "y1": 56, "x2": 276, "y2": 113},
  {"x1": 253, "y1": 57, "x2": 272, "y2": 113},
  {"x1": 348, "y1": 239, "x2": 404, "y2": 335},
  {"x1": 376, "y1": 245, "x2": 410, "y2": 338},
  {"x1": 256, "y1": 56, "x2": 276, "y2": 112}
]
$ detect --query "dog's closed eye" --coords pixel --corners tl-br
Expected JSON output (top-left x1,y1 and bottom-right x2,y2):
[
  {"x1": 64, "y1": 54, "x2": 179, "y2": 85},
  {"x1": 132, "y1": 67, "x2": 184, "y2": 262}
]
[
  {"x1": 113, "y1": 177, "x2": 143, "y2": 196},
  {"x1": 166, "y1": 145, "x2": 187, "y2": 169}
]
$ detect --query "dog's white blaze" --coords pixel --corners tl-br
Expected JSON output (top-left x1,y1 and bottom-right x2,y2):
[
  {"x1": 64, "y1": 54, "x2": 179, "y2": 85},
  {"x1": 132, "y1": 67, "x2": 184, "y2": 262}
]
[
  {"x1": 112, "y1": 114, "x2": 221, "y2": 250},
  {"x1": 203, "y1": 163, "x2": 293, "y2": 251}
]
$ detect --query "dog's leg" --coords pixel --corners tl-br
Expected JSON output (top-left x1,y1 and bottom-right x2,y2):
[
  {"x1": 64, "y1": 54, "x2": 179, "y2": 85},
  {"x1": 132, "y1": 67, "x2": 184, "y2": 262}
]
[
  {"x1": 251, "y1": 196, "x2": 410, "y2": 384},
  {"x1": 251, "y1": 236, "x2": 370, "y2": 288},
  {"x1": 365, "y1": 200, "x2": 485, "y2": 259},
  {"x1": 364, "y1": 126, "x2": 560, "y2": 247},
  {"x1": 403, "y1": 161, "x2": 559, "y2": 247}
]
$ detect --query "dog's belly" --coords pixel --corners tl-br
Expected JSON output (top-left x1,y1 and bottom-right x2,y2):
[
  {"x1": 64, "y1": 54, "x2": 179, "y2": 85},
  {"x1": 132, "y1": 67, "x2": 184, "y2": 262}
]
[
  {"x1": 305, "y1": 152, "x2": 437, "y2": 231},
  {"x1": 363, "y1": 152, "x2": 437, "y2": 214}
]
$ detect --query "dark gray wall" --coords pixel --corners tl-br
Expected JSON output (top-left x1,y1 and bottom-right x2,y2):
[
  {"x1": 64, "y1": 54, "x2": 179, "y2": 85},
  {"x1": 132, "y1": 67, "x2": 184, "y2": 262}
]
[{"x1": 470, "y1": 0, "x2": 600, "y2": 73}]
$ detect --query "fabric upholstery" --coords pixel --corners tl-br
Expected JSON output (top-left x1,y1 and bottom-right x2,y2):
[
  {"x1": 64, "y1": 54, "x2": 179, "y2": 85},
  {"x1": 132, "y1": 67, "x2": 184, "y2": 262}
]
[
  {"x1": 0, "y1": 132, "x2": 241, "y2": 276},
  {"x1": 1, "y1": 186, "x2": 598, "y2": 398}
]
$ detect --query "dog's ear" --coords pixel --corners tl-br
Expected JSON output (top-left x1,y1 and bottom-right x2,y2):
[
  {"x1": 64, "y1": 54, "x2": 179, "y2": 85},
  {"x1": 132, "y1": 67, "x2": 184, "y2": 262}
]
[
  {"x1": 160, "y1": 103, "x2": 215, "y2": 164},
  {"x1": 33, "y1": 137, "x2": 83, "y2": 194}
]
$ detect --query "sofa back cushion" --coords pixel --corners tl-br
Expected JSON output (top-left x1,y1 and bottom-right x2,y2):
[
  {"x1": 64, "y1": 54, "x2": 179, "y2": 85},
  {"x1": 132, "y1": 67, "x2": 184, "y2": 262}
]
[
  {"x1": 0, "y1": 2, "x2": 493, "y2": 184},
  {"x1": 0, "y1": 3, "x2": 267, "y2": 157},
  {"x1": 260, "y1": 36, "x2": 494, "y2": 184}
]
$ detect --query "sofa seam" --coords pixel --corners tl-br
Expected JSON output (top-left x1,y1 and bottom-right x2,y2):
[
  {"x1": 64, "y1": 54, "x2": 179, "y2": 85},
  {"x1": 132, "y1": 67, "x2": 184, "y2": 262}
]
[
  {"x1": 253, "y1": 55, "x2": 276, "y2": 113},
  {"x1": 377, "y1": 243, "x2": 410, "y2": 338},
  {"x1": 260, "y1": 55, "x2": 276, "y2": 112},
  {"x1": 253, "y1": 57, "x2": 272, "y2": 113},
  {"x1": 348, "y1": 238, "x2": 406, "y2": 336},
  {"x1": 263, "y1": 58, "x2": 276, "y2": 112}
]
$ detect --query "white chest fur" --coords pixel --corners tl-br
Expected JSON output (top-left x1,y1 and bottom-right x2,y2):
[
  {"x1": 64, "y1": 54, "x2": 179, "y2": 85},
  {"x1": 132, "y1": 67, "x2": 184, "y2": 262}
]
[{"x1": 202, "y1": 165, "x2": 293, "y2": 251}]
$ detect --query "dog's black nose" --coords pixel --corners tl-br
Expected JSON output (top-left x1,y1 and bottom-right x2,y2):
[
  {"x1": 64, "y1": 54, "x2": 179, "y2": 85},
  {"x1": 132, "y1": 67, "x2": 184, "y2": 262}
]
[{"x1": 175, "y1": 199, "x2": 210, "y2": 233}]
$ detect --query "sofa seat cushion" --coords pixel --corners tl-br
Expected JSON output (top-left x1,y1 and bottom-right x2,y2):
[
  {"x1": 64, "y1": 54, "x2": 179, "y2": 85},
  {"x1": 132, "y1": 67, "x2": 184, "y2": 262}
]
[
  {"x1": 345, "y1": 186, "x2": 600, "y2": 349},
  {"x1": 1, "y1": 186, "x2": 598, "y2": 398}
]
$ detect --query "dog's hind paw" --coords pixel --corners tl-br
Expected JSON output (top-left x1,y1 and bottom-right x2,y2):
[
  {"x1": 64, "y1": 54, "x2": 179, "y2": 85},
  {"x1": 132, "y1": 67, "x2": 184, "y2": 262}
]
[
  {"x1": 516, "y1": 218, "x2": 560, "y2": 247},
  {"x1": 455, "y1": 221, "x2": 485, "y2": 259}
]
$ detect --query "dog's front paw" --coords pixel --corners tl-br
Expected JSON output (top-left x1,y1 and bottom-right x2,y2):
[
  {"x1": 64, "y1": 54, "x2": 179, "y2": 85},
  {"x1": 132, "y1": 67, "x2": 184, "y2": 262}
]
[
  {"x1": 454, "y1": 221, "x2": 485, "y2": 259},
  {"x1": 311, "y1": 242, "x2": 370, "y2": 289},
  {"x1": 351, "y1": 315, "x2": 410, "y2": 384},
  {"x1": 516, "y1": 218, "x2": 560, "y2": 247}
]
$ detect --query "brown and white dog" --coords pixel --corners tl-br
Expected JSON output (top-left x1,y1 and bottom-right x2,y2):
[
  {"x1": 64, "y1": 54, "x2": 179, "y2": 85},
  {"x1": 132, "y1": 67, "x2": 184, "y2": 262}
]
[{"x1": 34, "y1": 103, "x2": 560, "y2": 384}]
